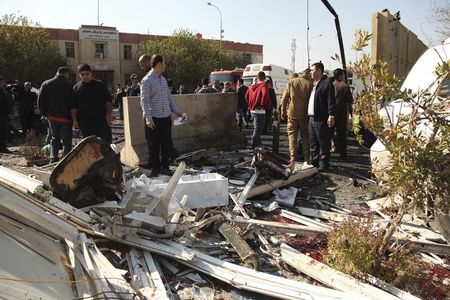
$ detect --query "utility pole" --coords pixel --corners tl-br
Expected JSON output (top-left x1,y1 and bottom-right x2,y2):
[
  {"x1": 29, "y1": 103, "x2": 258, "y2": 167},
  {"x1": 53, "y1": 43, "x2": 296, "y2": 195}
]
[
  {"x1": 306, "y1": 0, "x2": 310, "y2": 67},
  {"x1": 207, "y1": 2, "x2": 223, "y2": 48},
  {"x1": 291, "y1": 38, "x2": 297, "y2": 72},
  {"x1": 97, "y1": 0, "x2": 100, "y2": 25},
  {"x1": 320, "y1": 0, "x2": 348, "y2": 83}
]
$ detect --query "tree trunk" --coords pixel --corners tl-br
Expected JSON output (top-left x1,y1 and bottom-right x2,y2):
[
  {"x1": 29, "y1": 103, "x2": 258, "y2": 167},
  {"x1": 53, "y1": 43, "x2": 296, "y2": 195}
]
[{"x1": 377, "y1": 202, "x2": 407, "y2": 256}]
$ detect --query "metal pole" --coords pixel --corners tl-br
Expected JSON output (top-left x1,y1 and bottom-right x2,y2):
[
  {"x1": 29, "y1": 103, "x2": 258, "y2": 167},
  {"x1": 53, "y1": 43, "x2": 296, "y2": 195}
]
[
  {"x1": 320, "y1": 0, "x2": 348, "y2": 83},
  {"x1": 306, "y1": 0, "x2": 310, "y2": 67},
  {"x1": 207, "y1": 2, "x2": 223, "y2": 48},
  {"x1": 97, "y1": 0, "x2": 99, "y2": 25}
]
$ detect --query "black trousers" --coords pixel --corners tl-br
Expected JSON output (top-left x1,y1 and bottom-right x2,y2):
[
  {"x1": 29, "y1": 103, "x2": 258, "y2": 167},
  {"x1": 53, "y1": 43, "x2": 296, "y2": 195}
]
[
  {"x1": 308, "y1": 117, "x2": 331, "y2": 167},
  {"x1": 79, "y1": 118, "x2": 112, "y2": 143},
  {"x1": 20, "y1": 110, "x2": 34, "y2": 133},
  {"x1": 144, "y1": 116, "x2": 172, "y2": 170},
  {"x1": 0, "y1": 115, "x2": 8, "y2": 149},
  {"x1": 331, "y1": 116, "x2": 347, "y2": 158}
]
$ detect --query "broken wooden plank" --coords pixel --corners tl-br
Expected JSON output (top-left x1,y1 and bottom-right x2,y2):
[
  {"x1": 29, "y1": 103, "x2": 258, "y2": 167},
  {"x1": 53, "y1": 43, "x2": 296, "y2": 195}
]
[
  {"x1": 281, "y1": 209, "x2": 332, "y2": 230},
  {"x1": 296, "y1": 206, "x2": 348, "y2": 222},
  {"x1": 364, "y1": 274, "x2": 421, "y2": 300},
  {"x1": 127, "y1": 249, "x2": 155, "y2": 297},
  {"x1": 167, "y1": 195, "x2": 188, "y2": 234},
  {"x1": 80, "y1": 239, "x2": 117, "y2": 297},
  {"x1": 229, "y1": 191, "x2": 272, "y2": 252},
  {"x1": 0, "y1": 166, "x2": 44, "y2": 194},
  {"x1": 65, "y1": 240, "x2": 93, "y2": 299},
  {"x1": 0, "y1": 183, "x2": 79, "y2": 241},
  {"x1": 0, "y1": 213, "x2": 60, "y2": 264},
  {"x1": 400, "y1": 239, "x2": 450, "y2": 256},
  {"x1": 153, "y1": 161, "x2": 186, "y2": 220},
  {"x1": 248, "y1": 166, "x2": 317, "y2": 198},
  {"x1": 235, "y1": 170, "x2": 258, "y2": 207},
  {"x1": 142, "y1": 251, "x2": 171, "y2": 300},
  {"x1": 280, "y1": 243, "x2": 401, "y2": 300},
  {"x1": 218, "y1": 222, "x2": 260, "y2": 270},
  {"x1": 231, "y1": 217, "x2": 328, "y2": 236},
  {"x1": 124, "y1": 211, "x2": 167, "y2": 231},
  {"x1": 158, "y1": 257, "x2": 179, "y2": 275},
  {"x1": 162, "y1": 240, "x2": 346, "y2": 300}
]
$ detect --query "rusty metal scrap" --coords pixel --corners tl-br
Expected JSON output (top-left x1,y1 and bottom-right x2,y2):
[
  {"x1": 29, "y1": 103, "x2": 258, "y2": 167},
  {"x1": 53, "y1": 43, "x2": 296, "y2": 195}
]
[
  {"x1": 218, "y1": 221, "x2": 260, "y2": 270},
  {"x1": 252, "y1": 147, "x2": 291, "y2": 178}
]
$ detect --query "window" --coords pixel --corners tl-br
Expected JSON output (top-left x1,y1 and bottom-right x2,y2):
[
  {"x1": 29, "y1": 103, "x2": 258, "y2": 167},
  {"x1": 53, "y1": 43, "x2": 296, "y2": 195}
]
[
  {"x1": 95, "y1": 43, "x2": 105, "y2": 59},
  {"x1": 65, "y1": 42, "x2": 75, "y2": 58},
  {"x1": 124, "y1": 45, "x2": 132, "y2": 60}
]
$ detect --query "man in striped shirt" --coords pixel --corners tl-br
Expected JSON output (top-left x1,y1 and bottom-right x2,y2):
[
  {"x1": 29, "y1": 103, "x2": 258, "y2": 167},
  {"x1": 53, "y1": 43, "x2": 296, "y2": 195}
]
[{"x1": 139, "y1": 54, "x2": 183, "y2": 177}]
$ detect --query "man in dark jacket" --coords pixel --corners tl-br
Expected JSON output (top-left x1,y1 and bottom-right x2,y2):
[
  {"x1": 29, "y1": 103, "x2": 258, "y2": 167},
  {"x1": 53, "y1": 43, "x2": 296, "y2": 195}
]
[
  {"x1": 72, "y1": 63, "x2": 113, "y2": 143},
  {"x1": 307, "y1": 62, "x2": 336, "y2": 171},
  {"x1": 245, "y1": 71, "x2": 271, "y2": 148},
  {"x1": 126, "y1": 73, "x2": 141, "y2": 97},
  {"x1": 38, "y1": 67, "x2": 75, "y2": 162},
  {"x1": 0, "y1": 77, "x2": 14, "y2": 153},
  {"x1": 332, "y1": 68, "x2": 353, "y2": 160},
  {"x1": 19, "y1": 82, "x2": 37, "y2": 135},
  {"x1": 236, "y1": 78, "x2": 248, "y2": 131}
]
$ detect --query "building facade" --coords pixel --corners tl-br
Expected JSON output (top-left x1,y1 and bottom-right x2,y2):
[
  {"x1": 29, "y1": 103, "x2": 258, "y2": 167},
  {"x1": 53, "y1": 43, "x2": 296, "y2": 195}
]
[{"x1": 45, "y1": 25, "x2": 263, "y2": 90}]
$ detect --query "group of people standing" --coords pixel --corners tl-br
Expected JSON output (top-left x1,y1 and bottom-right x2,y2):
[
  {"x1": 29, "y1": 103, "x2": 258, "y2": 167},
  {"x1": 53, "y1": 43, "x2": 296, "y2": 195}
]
[
  {"x1": 38, "y1": 64, "x2": 113, "y2": 163},
  {"x1": 280, "y1": 62, "x2": 352, "y2": 171},
  {"x1": 0, "y1": 79, "x2": 40, "y2": 153},
  {"x1": 244, "y1": 62, "x2": 352, "y2": 172}
]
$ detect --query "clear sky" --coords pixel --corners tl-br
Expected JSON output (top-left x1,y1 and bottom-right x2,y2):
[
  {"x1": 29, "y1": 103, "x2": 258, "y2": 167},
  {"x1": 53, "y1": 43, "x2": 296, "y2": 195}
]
[{"x1": 0, "y1": 0, "x2": 447, "y2": 71}]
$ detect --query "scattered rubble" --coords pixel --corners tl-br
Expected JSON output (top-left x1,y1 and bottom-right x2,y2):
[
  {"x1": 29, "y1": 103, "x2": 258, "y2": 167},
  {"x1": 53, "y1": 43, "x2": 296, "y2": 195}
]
[{"x1": 0, "y1": 141, "x2": 448, "y2": 299}]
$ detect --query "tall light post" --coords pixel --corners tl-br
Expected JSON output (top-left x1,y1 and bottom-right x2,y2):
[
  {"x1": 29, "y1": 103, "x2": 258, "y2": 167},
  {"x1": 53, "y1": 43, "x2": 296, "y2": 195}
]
[
  {"x1": 207, "y1": 2, "x2": 223, "y2": 48},
  {"x1": 307, "y1": 34, "x2": 322, "y2": 67},
  {"x1": 97, "y1": 0, "x2": 100, "y2": 25}
]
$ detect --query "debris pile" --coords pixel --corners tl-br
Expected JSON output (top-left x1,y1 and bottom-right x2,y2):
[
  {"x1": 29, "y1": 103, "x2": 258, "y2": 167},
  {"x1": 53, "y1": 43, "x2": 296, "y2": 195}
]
[{"x1": 0, "y1": 140, "x2": 448, "y2": 299}]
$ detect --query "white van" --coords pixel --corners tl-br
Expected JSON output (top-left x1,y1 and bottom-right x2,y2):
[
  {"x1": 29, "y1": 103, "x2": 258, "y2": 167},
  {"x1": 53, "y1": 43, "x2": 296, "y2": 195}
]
[{"x1": 242, "y1": 63, "x2": 292, "y2": 107}]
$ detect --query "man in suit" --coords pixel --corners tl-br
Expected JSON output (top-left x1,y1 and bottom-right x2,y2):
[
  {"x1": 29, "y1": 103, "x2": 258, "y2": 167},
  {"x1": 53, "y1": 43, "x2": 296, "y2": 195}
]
[
  {"x1": 281, "y1": 68, "x2": 312, "y2": 164},
  {"x1": 307, "y1": 62, "x2": 336, "y2": 171},
  {"x1": 332, "y1": 68, "x2": 353, "y2": 160}
]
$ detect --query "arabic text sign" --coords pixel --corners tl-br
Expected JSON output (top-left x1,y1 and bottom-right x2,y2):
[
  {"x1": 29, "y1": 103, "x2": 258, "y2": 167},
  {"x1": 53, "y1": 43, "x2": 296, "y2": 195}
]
[{"x1": 79, "y1": 28, "x2": 119, "y2": 41}]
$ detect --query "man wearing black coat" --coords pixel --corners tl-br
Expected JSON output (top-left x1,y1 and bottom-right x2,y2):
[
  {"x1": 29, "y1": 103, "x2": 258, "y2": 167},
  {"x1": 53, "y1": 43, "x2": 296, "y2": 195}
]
[
  {"x1": 307, "y1": 62, "x2": 336, "y2": 171},
  {"x1": 19, "y1": 82, "x2": 37, "y2": 135},
  {"x1": 236, "y1": 78, "x2": 248, "y2": 131},
  {"x1": 38, "y1": 67, "x2": 75, "y2": 163},
  {"x1": 0, "y1": 77, "x2": 14, "y2": 153}
]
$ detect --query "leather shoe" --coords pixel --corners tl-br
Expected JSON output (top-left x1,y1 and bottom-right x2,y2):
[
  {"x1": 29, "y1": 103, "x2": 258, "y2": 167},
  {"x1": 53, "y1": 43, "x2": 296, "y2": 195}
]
[
  {"x1": 161, "y1": 167, "x2": 173, "y2": 176},
  {"x1": 0, "y1": 148, "x2": 12, "y2": 154}
]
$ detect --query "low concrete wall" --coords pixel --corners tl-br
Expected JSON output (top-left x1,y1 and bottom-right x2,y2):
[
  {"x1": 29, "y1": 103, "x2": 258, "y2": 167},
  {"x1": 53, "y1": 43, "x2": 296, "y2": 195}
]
[{"x1": 120, "y1": 94, "x2": 246, "y2": 167}]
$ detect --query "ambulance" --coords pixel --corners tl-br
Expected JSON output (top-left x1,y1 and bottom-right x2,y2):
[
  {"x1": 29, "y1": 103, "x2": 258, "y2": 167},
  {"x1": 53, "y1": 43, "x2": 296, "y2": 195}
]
[{"x1": 242, "y1": 63, "x2": 292, "y2": 107}]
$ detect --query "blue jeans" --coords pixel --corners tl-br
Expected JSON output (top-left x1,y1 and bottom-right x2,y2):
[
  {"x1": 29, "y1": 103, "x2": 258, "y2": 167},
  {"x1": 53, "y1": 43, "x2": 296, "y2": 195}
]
[
  {"x1": 48, "y1": 120, "x2": 73, "y2": 160},
  {"x1": 251, "y1": 112, "x2": 265, "y2": 148}
]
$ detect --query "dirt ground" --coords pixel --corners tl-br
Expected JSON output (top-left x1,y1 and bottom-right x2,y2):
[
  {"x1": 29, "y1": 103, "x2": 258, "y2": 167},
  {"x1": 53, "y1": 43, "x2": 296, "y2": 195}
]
[
  {"x1": 240, "y1": 121, "x2": 380, "y2": 211},
  {"x1": 0, "y1": 110, "x2": 380, "y2": 212}
]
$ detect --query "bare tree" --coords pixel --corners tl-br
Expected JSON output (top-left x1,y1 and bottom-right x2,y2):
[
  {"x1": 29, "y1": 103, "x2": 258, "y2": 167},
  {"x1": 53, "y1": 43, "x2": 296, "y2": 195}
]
[{"x1": 432, "y1": 1, "x2": 450, "y2": 41}]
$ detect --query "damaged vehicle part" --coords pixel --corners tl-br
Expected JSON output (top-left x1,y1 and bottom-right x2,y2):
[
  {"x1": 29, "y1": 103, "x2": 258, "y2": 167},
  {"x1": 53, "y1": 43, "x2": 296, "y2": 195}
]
[
  {"x1": 252, "y1": 147, "x2": 291, "y2": 178},
  {"x1": 50, "y1": 136, "x2": 123, "y2": 208}
]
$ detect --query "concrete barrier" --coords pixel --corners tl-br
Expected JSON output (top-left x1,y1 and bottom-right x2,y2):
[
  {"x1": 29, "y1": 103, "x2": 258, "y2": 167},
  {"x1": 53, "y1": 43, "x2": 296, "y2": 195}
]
[{"x1": 120, "y1": 94, "x2": 247, "y2": 167}]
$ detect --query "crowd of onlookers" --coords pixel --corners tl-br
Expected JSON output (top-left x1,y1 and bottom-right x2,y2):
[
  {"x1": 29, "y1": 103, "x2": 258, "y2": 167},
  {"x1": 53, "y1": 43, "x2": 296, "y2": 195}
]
[
  {"x1": 0, "y1": 78, "x2": 42, "y2": 153},
  {"x1": 1, "y1": 60, "x2": 353, "y2": 174}
]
